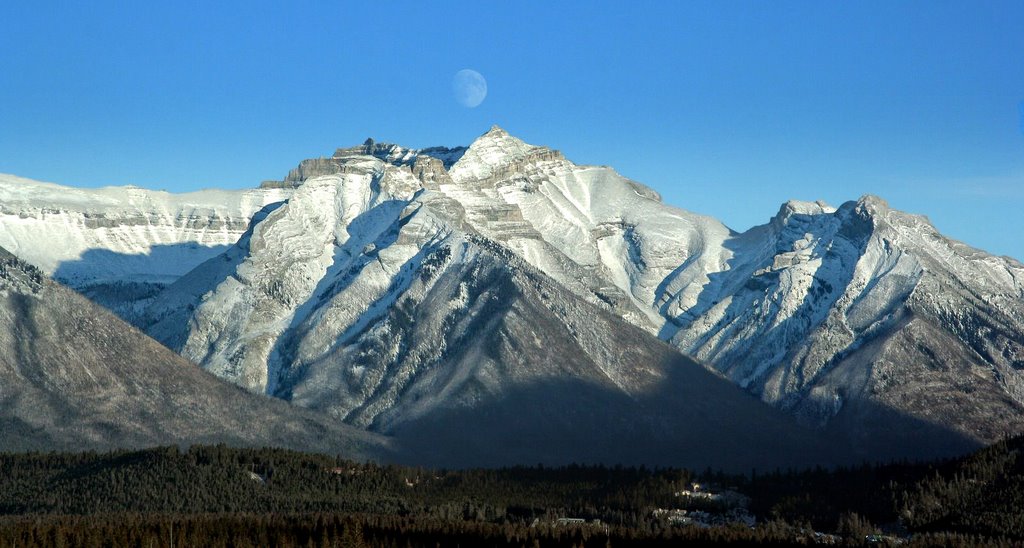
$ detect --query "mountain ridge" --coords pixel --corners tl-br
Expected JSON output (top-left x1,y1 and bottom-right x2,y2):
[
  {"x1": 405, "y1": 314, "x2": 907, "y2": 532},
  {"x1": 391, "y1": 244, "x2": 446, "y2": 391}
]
[
  {"x1": 0, "y1": 244, "x2": 389, "y2": 459},
  {"x1": 1, "y1": 126, "x2": 1022, "y2": 465}
]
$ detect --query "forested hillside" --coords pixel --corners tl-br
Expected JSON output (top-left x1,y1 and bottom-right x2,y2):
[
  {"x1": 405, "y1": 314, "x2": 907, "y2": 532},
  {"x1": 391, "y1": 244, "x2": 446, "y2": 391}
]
[{"x1": 2, "y1": 438, "x2": 1024, "y2": 546}]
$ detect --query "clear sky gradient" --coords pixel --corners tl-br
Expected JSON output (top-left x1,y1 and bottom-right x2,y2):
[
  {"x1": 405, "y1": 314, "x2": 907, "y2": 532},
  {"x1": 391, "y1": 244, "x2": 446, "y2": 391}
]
[{"x1": 2, "y1": 1, "x2": 1023, "y2": 259}]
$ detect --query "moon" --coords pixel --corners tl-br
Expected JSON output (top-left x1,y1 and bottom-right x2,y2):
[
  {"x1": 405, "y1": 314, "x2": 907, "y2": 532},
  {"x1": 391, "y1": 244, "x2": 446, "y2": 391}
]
[{"x1": 453, "y1": 69, "x2": 487, "y2": 108}]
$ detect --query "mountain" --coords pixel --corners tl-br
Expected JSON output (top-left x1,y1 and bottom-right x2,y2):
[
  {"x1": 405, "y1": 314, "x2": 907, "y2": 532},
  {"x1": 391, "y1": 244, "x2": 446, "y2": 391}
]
[
  {"x1": 668, "y1": 196, "x2": 1024, "y2": 459},
  {"x1": 135, "y1": 139, "x2": 842, "y2": 470},
  {"x1": 0, "y1": 244, "x2": 387, "y2": 458},
  {"x1": 0, "y1": 173, "x2": 290, "y2": 321},
  {"x1": 2, "y1": 126, "x2": 1023, "y2": 464}
]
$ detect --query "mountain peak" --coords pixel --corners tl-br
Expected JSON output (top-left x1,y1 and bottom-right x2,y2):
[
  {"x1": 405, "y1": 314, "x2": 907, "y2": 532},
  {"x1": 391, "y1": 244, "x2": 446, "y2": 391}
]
[
  {"x1": 469, "y1": 124, "x2": 525, "y2": 149},
  {"x1": 855, "y1": 194, "x2": 889, "y2": 211},
  {"x1": 769, "y1": 199, "x2": 835, "y2": 228},
  {"x1": 834, "y1": 194, "x2": 891, "y2": 224},
  {"x1": 449, "y1": 126, "x2": 541, "y2": 182}
]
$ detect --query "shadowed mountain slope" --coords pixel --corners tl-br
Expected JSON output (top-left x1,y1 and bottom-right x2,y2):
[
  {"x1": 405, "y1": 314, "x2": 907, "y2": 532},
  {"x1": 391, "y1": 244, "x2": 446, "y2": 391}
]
[
  {"x1": 670, "y1": 197, "x2": 1024, "y2": 454},
  {"x1": 0, "y1": 246, "x2": 388, "y2": 459}
]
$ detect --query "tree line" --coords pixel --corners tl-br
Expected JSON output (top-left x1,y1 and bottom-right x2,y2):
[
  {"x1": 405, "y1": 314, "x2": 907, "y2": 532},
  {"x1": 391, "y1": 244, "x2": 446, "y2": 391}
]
[{"x1": 0, "y1": 436, "x2": 1022, "y2": 546}]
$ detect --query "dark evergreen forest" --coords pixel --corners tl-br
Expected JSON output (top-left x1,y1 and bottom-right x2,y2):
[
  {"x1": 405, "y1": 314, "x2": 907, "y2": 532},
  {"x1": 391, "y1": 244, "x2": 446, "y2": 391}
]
[{"x1": 1, "y1": 435, "x2": 1023, "y2": 547}]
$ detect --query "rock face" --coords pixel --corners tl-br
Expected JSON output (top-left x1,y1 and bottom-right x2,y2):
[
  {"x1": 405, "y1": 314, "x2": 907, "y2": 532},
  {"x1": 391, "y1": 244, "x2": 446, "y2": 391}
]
[
  {"x1": 0, "y1": 173, "x2": 291, "y2": 321},
  {"x1": 668, "y1": 196, "x2": 1024, "y2": 460},
  {"x1": 3, "y1": 126, "x2": 1023, "y2": 465},
  {"x1": 265, "y1": 138, "x2": 468, "y2": 187},
  {"x1": 0, "y1": 246, "x2": 387, "y2": 458}
]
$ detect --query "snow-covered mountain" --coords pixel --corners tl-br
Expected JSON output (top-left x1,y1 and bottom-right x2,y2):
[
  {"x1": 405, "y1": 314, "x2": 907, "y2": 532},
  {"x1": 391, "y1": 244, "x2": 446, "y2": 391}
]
[
  {"x1": 135, "y1": 145, "x2": 842, "y2": 469},
  {"x1": 0, "y1": 173, "x2": 290, "y2": 320},
  {"x1": 0, "y1": 244, "x2": 387, "y2": 458},
  {"x1": 3, "y1": 126, "x2": 1022, "y2": 464},
  {"x1": 669, "y1": 196, "x2": 1024, "y2": 457}
]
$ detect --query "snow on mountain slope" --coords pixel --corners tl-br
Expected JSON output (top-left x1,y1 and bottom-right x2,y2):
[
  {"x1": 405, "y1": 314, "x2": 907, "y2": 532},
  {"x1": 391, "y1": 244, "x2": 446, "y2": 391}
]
[
  {"x1": 0, "y1": 173, "x2": 290, "y2": 319},
  {"x1": 134, "y1": 127, "x2": 1024, "y2": 460},
  {"x1": 139, "y1": 127, "x2": 738, "y2": 395},
  {"x1": 669, "y1": 196, "x2": 1024, "y2": 454},
  {"x1": 242, "y1": 126, "x2": 736, "y2": 336},
  {"x1": 0, "y1": 129, "x2": 733, "y2": 336},
  {"x1": 432, "y1": 130, "x2": 1024, "y2": 450},
  {"x1": 439, "y1": 126, "x2": 735, "y2": 332},
  {"x1": 144, "y1": 157, "x2": 428, "y2": 393},
  {"x1": 6, "y1": 126, "x2": 1024, "y2": 462},
  {"x1": 0, "y1": 244, "x2": 388, "y2": 458},
  {"x1": 137, "y1": 157, "x2": 844, "y2": 470}
]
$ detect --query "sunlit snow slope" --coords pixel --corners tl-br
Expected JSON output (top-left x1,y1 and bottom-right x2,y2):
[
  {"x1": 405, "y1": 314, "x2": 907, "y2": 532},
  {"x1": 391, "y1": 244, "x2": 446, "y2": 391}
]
[
  {"x1": 3, "y1": 126, "x2": 1023, "y2": 463},
  {"x1": 0, "y1": 173, "x2": 290, "y2": 319}
]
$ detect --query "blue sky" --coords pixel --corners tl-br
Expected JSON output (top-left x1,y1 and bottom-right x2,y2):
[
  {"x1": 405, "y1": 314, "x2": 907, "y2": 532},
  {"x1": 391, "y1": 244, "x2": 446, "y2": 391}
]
[{"x1": 2, "y1": 1, "x2": 1023, "y2": 259}]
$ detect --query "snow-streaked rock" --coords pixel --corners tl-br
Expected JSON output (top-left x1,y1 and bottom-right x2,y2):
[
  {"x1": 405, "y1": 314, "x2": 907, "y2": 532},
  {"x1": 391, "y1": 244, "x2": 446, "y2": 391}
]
[
  {"x1": 137, "y1": 160, "x2": 844, "y2": 469},
  {"x1": 441, "y1": 126, "x2": 735, "y2": 333},
  {"x1": 0, "y1": 173, "x2": 291, "y2": 320},
  {"x1": 3, "y1": 126, "x2": 1024, "y2": 463},
  {"x1": 670, "y1": 196, "x2": 1024, "y2": 453},
  {"x1": 0, "y1": 245, "x2": 389, "y2": 458}
]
